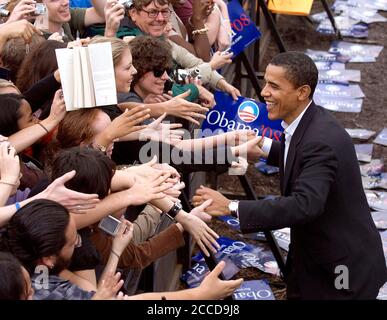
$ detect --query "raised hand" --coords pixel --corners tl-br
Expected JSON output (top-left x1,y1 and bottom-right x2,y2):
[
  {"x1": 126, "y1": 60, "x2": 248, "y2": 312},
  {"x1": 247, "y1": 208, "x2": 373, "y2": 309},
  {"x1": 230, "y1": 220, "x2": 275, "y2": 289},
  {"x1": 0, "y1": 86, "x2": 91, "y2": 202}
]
[
  {"x1": 137, "y1": 113, "x2": 184, "y2": 143},
  {"x1": 6, "y1": 0, "x2": 36, "y2": 23},
  {"x1": 163, "y1": 181, "x2": 185, "y2": 203},
  {"x1": 198, "y1": 261, "x2": 243, "y2": 299},
  {"x1": 104, "y1": 0, "x2": 125, "y2": 37},
  {"x1": 127, "y1": 171, "x2": 173, "y2": 206},
  {"x1": 209, "y1": 51, "x2": 233, "y2": 70},
  {"x1": 150, "y1": 159, "x2": 181, "y2": 180},
  {"x1": 192, "y1": 0, "x2": 214, "y2": 21},
  {"x1": 189, "y1": 199, "x2": 213, "y2": 222},
  {"x1": 47, "y1": 89, "x2": 66, "y2": 124},
  {"x1": 112, "y1": 219, "x2": 134, "y2": 256},
  {"x1": 93, "y1": 271, "x2": 124, "y2": 300},
  {"x1": 165, "y1": 90, "x2": 209, "y2": 126},
  {"x1": 35, "y1": 170, "x2": 100, "y2": 213},
  {"x1": 216, "y1": 79, "x2": 241, "y2": 100},
  {"x1": 176, "y1": 202, "x2": 220, "y2": 256},
  {"x1": 0, "y1": 143, "x2": 20, "y2": 185},
  {"x1": 108, "y1": 106, "x2": 151, "y2": 140}
]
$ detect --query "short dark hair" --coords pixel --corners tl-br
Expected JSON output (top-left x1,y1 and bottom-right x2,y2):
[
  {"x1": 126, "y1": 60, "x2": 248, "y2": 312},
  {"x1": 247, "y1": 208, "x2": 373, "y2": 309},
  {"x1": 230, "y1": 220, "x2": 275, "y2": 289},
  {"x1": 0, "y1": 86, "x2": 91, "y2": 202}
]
[
  {"x1": 0, "y1": 252, "x2": 25, "y2": 300},
  {"x1": 269, "y1": 51, "x2": 318, "y2": 98},
  {"x1": 0, "y1": 93, "x2": 26, "y2": 136},
  {"x1": 2, "y1": 199, "x2": 70, "y2": 273},
  {"x1": 129, "y1": 35, "x2": 172, "y2": 86},
  {"x1": 51, "y1": 147, "x2": 116, "y2": 199}
]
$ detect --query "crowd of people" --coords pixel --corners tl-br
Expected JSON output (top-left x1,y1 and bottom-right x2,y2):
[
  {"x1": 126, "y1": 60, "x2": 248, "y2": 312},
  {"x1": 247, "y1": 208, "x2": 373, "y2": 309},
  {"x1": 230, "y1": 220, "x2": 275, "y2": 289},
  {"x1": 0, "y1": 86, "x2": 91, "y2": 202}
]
[
  {"x1": 0, "y1": 0, "x2": 251, "y2": 300},
  {"x1": 0, "y1": 0, "x2": 385, "y2": 300}
]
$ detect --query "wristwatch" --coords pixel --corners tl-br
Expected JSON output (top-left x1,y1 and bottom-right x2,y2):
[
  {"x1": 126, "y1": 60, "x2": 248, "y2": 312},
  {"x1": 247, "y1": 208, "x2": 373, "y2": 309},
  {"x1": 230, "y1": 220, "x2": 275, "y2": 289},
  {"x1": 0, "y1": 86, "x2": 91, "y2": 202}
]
[
  {"x1": 166, "y1": 201, "x2": 183, "y2": 220},
  {"x1": 228, "y1": 200, "x2": 239, "y2": 218}
]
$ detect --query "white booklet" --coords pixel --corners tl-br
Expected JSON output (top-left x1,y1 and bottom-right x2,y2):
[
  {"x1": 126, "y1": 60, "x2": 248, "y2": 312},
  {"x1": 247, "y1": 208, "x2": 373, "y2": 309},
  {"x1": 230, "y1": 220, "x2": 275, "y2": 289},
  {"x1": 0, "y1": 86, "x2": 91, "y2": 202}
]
[{"x1": 55, "y1": 42, "x2": 117, "y2": 111}]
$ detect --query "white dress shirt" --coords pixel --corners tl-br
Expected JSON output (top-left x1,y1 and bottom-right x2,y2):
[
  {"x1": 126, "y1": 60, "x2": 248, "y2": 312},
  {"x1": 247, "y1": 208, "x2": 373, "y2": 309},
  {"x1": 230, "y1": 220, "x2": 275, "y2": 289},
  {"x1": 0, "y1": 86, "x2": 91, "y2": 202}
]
[
  {"x1": 234, "y1": 101, "x2": 313, "y2": 217},
  {"x1": 261, "y1": 100, "x2": 313, "y2": 170},
  {"x1": 281, "y1": 100, "x2": 312, "y2": 169}
]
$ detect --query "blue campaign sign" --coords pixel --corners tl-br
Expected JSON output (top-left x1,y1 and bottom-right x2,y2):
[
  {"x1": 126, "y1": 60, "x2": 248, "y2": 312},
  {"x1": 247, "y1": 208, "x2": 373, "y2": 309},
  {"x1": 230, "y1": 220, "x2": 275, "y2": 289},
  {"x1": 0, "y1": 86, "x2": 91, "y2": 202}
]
[
  {"x1": 200, "y1": 91, "x2": 283, "y2": 141},
  {"x1": 227, "y1": 0, "x2": 261, "y2": 57}
]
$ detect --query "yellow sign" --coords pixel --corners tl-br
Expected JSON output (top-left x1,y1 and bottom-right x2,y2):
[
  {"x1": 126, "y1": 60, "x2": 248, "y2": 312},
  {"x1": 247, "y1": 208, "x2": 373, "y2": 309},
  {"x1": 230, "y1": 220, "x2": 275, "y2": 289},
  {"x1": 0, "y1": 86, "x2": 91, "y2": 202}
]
[{"x1": 268, "y1": 0, "x2": 314, "y2": 16}]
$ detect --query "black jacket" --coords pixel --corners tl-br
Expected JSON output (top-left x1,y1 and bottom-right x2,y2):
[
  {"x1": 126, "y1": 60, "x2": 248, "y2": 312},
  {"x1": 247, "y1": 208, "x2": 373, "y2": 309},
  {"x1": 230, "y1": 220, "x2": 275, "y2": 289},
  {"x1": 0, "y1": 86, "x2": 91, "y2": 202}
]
[{"x1": 238, "y1": 102, "x2": 386, "y2": 299}]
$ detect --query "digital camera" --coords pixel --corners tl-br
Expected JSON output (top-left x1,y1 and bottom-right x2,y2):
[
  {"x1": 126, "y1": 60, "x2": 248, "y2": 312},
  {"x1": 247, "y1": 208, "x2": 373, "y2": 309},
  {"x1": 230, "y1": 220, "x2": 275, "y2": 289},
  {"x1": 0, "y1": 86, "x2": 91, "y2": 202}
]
[
  {"x1": 118, "y1": 0, "x2": 133, "y2": 9},
  {"x1": 33, "y1": 3, "x2": 47, "y2": 16},
  {"x1": 175, "y1": 68, "x2": 201, "y2": 83}
]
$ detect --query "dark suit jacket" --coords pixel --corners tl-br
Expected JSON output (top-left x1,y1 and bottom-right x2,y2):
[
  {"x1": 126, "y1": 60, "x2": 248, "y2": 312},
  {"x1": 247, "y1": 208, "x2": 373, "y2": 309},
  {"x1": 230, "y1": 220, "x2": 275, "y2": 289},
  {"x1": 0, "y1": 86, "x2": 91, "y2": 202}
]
[{"x1": 238, "y1": 102, "x2": 386, "y2": 299}]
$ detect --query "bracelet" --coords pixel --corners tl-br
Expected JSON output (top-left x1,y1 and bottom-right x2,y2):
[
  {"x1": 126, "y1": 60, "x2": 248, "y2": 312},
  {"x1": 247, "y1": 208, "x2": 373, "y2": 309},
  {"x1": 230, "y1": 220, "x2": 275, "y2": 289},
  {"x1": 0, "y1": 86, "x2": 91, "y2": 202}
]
[
  {"x1": 15, "y1": 202, "x2": 21, "y2": 211},
  {"x1": 192, "y1": 25, "x2": 209, "y2": 36},
  {"x1": 111, "y1": 250, "x2": 120, "y2": 259},
  {"x1": 37, "y1": 122, "x2": 49, "y2": 134},
  {"x1": 0, "y1": 180, "x2": 16, "y2": 187}
]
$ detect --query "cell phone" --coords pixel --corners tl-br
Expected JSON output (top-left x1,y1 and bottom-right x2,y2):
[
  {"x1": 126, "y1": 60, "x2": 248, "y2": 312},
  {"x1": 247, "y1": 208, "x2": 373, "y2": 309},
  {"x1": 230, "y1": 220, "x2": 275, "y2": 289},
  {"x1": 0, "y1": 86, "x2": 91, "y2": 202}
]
[{"x1": 98, "y1": 215, "x2": 121, "y2": 236}]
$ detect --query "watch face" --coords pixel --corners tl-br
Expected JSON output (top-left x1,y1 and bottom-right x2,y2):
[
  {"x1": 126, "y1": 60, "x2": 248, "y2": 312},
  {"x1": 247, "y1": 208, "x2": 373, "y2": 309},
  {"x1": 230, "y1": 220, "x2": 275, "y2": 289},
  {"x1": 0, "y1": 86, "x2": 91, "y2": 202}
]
[
  {"x1": 229, "y1": 201, "x2": 237, "y2": 211},
  {"x1": 229, "y1": 201, "x2": 239, "y2": 217}
]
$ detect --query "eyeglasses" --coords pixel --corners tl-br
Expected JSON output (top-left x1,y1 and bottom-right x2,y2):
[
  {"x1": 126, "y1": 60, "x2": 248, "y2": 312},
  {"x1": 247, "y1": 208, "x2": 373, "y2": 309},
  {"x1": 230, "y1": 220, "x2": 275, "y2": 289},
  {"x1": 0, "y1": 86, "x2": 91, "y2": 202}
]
[
  {"x1": 153, "y1": 68, "x2": 173, "y2": 78},
  {"x1": 141, "y1": 8, "x2": 171, "y2": 19}
]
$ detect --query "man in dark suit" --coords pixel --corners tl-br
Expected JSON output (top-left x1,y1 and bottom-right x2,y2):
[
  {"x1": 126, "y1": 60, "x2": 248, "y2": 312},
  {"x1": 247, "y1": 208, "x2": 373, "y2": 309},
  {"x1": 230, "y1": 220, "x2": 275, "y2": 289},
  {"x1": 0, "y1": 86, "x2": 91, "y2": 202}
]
[{"x1": 192, "y1": 52, "x2": 387, "y2": 299}]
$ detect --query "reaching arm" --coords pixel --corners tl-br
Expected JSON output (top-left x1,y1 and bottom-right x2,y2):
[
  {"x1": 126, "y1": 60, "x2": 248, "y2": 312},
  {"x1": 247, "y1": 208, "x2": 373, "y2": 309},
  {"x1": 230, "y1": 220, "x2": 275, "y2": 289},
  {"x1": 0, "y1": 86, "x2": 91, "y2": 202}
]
[
  {"x1": 0, "y1": 143, "x2": 20, "y2": 206},
  {"x1": 124, "y1": 261, "x2": 243, "y2": 300},
  {"x1": 8, "y1": 89, "x2": 66, "y2": 153},
  {"x1": 85, "y1": 0, "x2": 107, "y2": 26},
  {"x1": 73, "y1": 172, "x2": 172, "y2": 229},
  {"x1": 0, "y1": 171, "x2": 99, "y2": 227}
]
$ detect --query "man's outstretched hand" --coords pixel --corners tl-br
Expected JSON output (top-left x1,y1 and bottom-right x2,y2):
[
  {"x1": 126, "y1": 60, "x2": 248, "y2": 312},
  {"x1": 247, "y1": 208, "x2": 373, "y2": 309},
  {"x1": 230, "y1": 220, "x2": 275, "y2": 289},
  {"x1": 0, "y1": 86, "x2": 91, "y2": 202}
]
[{"x1": 191, "y1": 185, "x2": 231, "y2": 217}]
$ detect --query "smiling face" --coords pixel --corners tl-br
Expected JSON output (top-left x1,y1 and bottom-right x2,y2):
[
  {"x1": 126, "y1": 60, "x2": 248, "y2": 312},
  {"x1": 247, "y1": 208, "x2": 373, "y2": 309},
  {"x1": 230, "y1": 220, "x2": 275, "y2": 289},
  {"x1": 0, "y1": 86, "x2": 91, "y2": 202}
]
[
  {"x1": 114, "y1": 48, "x2": 137, "y2": 93},
  {"x1": 136, "y1": 69, "x2": 170, "y2": 97},
  {"x1": 43, "y1": 0, "x2": 71, "y2": 27},
  {"x1": 261, "y1": 64, "x2": 311, "y2": 125},
  {"x1": 129, "y1": 1, "x2": 170, "y2": 37}
]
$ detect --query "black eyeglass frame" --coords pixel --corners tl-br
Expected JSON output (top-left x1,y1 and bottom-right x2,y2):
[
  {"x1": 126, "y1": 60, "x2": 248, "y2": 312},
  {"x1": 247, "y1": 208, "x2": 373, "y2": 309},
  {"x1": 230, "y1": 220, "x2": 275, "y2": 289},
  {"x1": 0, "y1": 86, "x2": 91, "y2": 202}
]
[{"x1": 140, "y1": 8, "x2": 172, "y2": 19}]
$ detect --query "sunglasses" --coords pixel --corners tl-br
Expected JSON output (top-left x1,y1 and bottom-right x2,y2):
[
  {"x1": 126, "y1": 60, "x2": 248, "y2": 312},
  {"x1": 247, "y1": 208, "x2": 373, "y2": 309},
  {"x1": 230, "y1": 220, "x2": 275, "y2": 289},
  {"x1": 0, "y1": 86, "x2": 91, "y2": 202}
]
[{"x1": 152, "y1": 68, "x2": 173, "y2": 78}]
